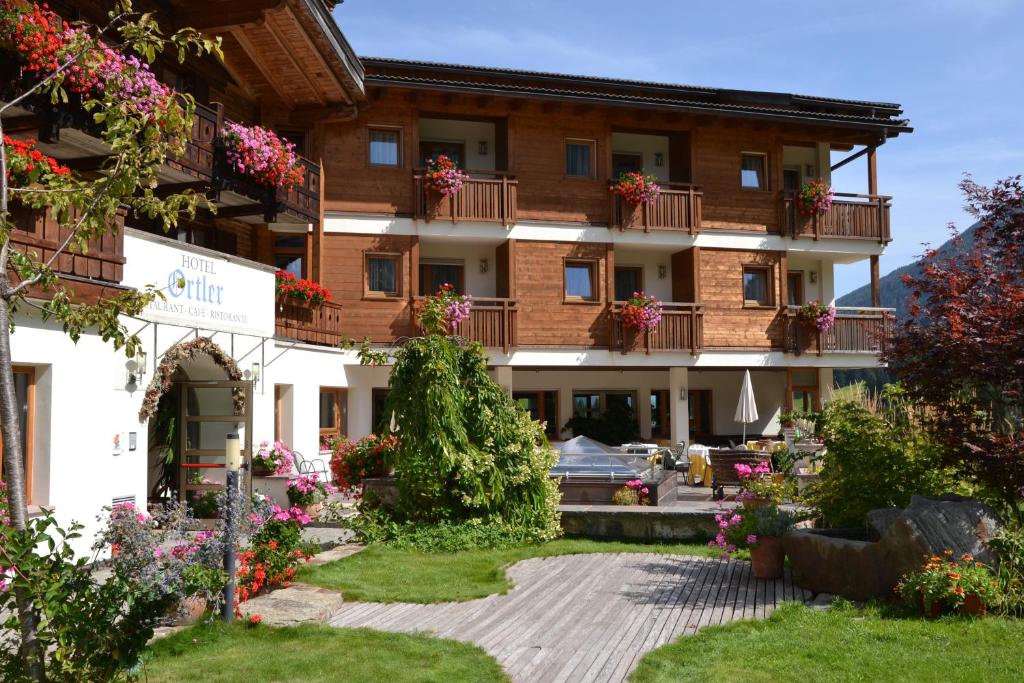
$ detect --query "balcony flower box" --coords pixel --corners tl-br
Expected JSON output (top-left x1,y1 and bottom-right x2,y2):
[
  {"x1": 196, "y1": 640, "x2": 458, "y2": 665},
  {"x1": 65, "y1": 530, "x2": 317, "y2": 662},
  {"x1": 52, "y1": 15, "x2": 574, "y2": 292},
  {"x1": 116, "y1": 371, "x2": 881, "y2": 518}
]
[
  {"x1": 219, "y1": 122, "x2": 304, "y2": 192},
  {"x1": 275, "y1": 270, "x2": 331, "y2": 306}
]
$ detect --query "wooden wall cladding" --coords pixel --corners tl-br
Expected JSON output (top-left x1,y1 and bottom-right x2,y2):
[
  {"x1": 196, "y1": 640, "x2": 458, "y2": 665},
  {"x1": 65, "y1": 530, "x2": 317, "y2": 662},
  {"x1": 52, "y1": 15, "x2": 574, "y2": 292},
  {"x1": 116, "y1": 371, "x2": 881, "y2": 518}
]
[{"x1": 698, "y1": 248, "x2": 786, "y2": 349}]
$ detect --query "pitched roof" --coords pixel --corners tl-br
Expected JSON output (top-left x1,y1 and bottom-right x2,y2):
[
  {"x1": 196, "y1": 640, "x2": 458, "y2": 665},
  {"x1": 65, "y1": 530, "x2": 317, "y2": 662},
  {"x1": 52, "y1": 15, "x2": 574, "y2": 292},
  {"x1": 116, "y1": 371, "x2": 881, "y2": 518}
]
[{"x1": 360, "y1": 57, "x2": 911, "y2": 135}]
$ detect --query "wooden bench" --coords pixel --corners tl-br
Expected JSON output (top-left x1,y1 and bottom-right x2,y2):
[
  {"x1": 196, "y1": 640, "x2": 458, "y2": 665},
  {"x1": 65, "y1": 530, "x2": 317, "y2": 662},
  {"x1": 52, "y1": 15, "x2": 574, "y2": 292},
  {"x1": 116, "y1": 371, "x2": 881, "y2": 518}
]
[{"x1": 707, "y1": 450, "x2": 772, "y2": 500}]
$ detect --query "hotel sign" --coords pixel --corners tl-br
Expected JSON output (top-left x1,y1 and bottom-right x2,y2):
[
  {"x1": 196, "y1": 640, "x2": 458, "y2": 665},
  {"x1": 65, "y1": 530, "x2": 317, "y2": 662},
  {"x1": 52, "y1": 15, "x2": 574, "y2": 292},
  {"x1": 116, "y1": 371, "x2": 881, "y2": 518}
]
[{"x1": 122, "y1": 233, "x2": 275, "y2": 338}]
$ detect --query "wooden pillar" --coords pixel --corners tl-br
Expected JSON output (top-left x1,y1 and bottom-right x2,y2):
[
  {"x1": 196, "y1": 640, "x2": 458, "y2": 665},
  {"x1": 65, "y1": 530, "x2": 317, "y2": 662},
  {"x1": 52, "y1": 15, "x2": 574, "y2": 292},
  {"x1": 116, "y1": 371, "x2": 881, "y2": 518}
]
[
  {"x1": 867, "y1": 147, "x2": 878, "y2": 195},
  {"x1": 870, "y1": 254, "x2": 881, "y2": 308},
  {"x1": 409, "y1": 237, "x2": 420, "y2": 299},
  {"x1": 779, "y1": 251, "x2": 788, "y2": 310},
  {"x1": 311, "y1": 160, "x2": 325, "y2": 282},
  {"x1": 605, "y1": 243, "x2": 615, "y2": 303}
]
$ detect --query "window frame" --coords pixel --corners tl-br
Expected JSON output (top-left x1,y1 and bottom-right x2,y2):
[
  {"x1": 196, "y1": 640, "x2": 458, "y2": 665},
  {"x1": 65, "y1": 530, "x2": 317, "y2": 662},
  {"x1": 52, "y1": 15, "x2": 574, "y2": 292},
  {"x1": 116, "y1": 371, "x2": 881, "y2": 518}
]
[
  {"x1": 613, "y1": 265, "x2": 644, "y2": 302},
  {"x1": 563, "y1": 258, "x2": 600, "y2": 303},
  {"x1": 787, "y1": 270, "x2": 804, "y2": 307},
  {"x1": 740, "y1": 152, "x2": 769, "y2": 191},
  {"x1": 367, "y1": 125, "x2": 404, "y2": 168},
  {"x1": 650, "y1": 389, "x2": 671, "y2": 440},
  {"x1": 513, "y1": 390, "x2": 560, "y2": 439},
  {"x1": 0, "y1": 366, "x2": 35, "y2": 504},
  {"x1": 564, "y1": 138, "x2": 597, "y2": 180},
  {"x1": 318, "y1": 387, "x2": 346, "y2": 439},
  {"x1": 688, "y1": 389, "x2": 713, "y2": 440},
  {"x1": 742, "y1": 264, "x2": 775, "y2": 308},
  {"x1": 364, "y1": 252, "x2": 402, "y2": 299},
  {"x1": 273, "y1": 232, "x2": 307, "y2": 279}
]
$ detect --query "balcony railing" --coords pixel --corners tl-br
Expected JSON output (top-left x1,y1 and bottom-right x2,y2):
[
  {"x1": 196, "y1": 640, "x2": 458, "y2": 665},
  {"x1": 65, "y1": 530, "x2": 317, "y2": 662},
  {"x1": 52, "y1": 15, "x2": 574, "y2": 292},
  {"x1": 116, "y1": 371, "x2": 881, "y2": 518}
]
[
  {"x1": 786, "y1": 306, "x2": 895, "y2": 355},
  {"x1": 8, "y1": 203, "x2": 125, "y2": 284},
  {"x1": 610, "y1": 183, "x2": 703, "y2": 234},
  {"x1": 414, "y1": 171, "x2": 518, "y2": 226},
  {"x1": 275, "y1": 298, "x2": 345, "y2": 347},
  {"x1": 610, "y1": 302, "x2": 704, "y2": 354},
  {"x1": 781, "y1": 191, "x2": 892, "y2": 243},
  {"x1": 412, "y1": 296, "x2": 518, "y2": 352}
]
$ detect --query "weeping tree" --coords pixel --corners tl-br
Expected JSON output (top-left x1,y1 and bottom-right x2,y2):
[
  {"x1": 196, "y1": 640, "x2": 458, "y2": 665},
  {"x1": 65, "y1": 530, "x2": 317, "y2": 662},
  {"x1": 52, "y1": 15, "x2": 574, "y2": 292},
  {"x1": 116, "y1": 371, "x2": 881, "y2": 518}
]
[
  {"x1": 0, "y1": 2, "x2": 219, "y2": 678},
  {"x1": 356, "y1": 289, "x2": 561, "y2": 539}
]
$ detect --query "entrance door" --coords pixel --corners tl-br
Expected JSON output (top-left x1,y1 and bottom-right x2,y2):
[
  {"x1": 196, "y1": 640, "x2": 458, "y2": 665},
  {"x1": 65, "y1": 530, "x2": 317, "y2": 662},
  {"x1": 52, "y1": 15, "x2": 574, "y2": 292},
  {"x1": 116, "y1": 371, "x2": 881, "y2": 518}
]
[
  {"x1": 178, "y1": 380, "x2": 253, "y2": 523},
  {"x1": 420, "y1": 140, "x2": 466, "y2": 167},
  {"x1": 612, "y1": 153, "x2": 642, "y2": 179}
]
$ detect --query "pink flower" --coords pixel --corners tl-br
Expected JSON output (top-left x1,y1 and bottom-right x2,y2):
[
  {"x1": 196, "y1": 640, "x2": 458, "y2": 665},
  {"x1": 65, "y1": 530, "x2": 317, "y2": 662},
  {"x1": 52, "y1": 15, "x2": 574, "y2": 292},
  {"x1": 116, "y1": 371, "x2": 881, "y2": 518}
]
[
  {"x1": 734, "y1": 463, "x2": 752, "y2": 478},
  {"x1": 640, "y1": 487, "x2": 649, "y2": 495},
  {"x1": 746, "y1": 534, "x2": 758, "y2": 545}
]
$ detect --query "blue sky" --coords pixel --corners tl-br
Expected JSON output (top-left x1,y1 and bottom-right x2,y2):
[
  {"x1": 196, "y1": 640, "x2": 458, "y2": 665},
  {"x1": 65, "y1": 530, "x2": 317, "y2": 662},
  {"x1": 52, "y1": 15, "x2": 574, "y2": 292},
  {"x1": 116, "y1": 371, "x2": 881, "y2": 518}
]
[{"x1": 333, "y1": 0, "x2": 1024, "y2": 296}]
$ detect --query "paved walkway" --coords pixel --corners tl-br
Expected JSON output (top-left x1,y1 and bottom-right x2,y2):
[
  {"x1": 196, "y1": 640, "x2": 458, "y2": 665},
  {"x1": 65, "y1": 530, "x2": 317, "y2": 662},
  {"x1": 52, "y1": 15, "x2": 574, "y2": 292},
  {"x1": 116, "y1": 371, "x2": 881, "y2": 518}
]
[{"x1": 327, "y1": 553, "x2": 811, "y2": 682}]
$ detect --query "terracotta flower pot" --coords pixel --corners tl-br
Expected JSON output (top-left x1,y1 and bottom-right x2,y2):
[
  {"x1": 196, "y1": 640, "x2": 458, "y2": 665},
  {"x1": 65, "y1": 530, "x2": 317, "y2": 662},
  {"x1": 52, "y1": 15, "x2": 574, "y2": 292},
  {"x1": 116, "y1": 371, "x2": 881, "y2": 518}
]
[
  {"x1": 750, "y1": 536, "x2": 784, "y2": 579},
  {"x1": 170, "y1": 595, "x2": 207, "y2": 626},
  {"x1": 619, "y1": 201, "x2": 644, "y2": 229},
  {"x1": 962, "y1": 593, "x2": 987, "y2": 617},
  {"x1": 741, "y1": 495, "x2": 770, "y2": 511},
  {"x1": 622, "y1": 326, "x2": 644, "y2": 352},
  {"x1": 251, "y1": 461, "x2": 274, "y2": 477},
  {"x1": 299, "y1": 501, "x2": 323, "y2": 519}
]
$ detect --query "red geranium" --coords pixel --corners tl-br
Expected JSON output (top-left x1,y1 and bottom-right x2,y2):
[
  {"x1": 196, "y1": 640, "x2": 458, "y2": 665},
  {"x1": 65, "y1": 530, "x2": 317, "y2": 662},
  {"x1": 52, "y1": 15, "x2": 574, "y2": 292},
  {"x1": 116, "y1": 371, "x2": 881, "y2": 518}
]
[{"x1": 275, "y1": 269, "x2": 332, "y2": 305}]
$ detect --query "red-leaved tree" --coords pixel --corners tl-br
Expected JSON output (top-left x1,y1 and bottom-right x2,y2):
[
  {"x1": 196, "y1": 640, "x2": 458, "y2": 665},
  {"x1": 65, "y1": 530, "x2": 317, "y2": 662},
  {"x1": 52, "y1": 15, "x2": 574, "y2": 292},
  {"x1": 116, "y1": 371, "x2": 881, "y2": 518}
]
[{"x1": 885, "y1": 175, "x2": 1024, "y2": 519}]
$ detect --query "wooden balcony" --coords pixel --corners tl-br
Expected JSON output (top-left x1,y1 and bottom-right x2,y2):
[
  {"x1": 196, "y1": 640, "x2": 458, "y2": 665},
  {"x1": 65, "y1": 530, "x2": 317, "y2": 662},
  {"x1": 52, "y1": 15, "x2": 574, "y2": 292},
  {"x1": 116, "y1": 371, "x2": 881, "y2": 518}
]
[
  {"x1": 275, "y1": 298, "x2": 345, "y2": 347},
  {"x1": 610, "y1": 302, "x2": 704, "y2": 354},
  {"x1": 414, "y1": 171, "x2": 518, "y2": 226},
  {"x1": 781, "y1": 191, "x2": 892, "y2": 243},
  {"x1": 7, "y1": 203, "x2": 125, "y2": 284},
  {"x1": 412, "y1": 296, "x2": 519, "y2": 352},
  {"x1": 610, "y1": 183, "x2": 702, "y2": 234},
  {"x1": 786, "y1": 306, "x2": 895, "y2": 355}
]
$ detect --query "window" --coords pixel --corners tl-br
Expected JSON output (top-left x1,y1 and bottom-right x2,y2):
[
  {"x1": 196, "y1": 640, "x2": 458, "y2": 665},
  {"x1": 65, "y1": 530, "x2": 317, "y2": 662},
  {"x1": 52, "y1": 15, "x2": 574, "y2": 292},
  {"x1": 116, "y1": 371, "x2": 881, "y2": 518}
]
[
  {"x1": 789, "y1": 369, "x2": 819, "y2": 413},
  {"x1": 741, "y1": 153, "x2": 767, "y2": 190},
  {"x1": 565, "y1": 260, "x2": 597, "y2": 301},
  {"x1": 366, "y1": 254, "x2": 400, "y2": 297},
  {"x1": 278, "y1": 130, "x2": 308, "y2": 157},
  {"x1": 612, "y1": 153, "x2": 642, "y2": 179},
  {"x1": 368, "y1": 127, "x2": 401, "y2": 167},
  {"x1": 514, "y1": 391, "x2": 558, "y2": 438},
  {"x1": 419, "y1": 261, "x2": 465, "y2": 295},
  {"x1": 565, "y1": 139, "x2": 595, "y2": 179},
  {"x1": 650, "y1": 390, "x2": 671, "y2": 439},
  {"x1": 319, "y1": 388, "x2": 346, "y2": 438},
  {"x1": 787, "y1": 271, "x2": 804, "y2": 307},
  {"x1": 420, "y1": 140, "x2": 465, "y2": 167},
  {"x1": 0, "y1": 367, "x2": 35, "y2": 503},
  {"x1": 614, "y1": 266, "x2": 643, "y2": 301},
  {"x1": 688, "y1": 389, "x2": 713, "y2": 440},
  {"x1": 572, "y1": 392, "x2": 601, "y2": 419},
  {"x1": 371, "y1": 388, "x2": 391, "y2": 433},
  {"x1": 743, "y1": 266, "x2": 773, "y2": 306},
  {"x1": 274, "y1": 234, "x2": 306, "y2": 278}
]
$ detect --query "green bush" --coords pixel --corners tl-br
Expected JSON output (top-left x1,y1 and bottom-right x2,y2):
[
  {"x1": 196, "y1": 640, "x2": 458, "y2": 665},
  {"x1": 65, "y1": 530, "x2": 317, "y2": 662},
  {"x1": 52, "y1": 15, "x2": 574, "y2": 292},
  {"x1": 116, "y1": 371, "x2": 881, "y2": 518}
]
[
  {"x1": 344, "y1": 509, "x2": 553, "y2": 552},
  {"x1": 805, "y1": 396, "x2": 954, "y2": 528},
  {"x1": 988, "y1": 521, "x2": 1024, "y2": 616}
]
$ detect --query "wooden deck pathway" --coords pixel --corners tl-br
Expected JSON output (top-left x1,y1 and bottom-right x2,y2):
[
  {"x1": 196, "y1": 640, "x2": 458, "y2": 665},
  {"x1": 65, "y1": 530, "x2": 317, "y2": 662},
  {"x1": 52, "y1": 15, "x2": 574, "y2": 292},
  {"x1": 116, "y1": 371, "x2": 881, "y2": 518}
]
[{"x1": 327, "y1": 553, "x2": 811, "y2": 682}]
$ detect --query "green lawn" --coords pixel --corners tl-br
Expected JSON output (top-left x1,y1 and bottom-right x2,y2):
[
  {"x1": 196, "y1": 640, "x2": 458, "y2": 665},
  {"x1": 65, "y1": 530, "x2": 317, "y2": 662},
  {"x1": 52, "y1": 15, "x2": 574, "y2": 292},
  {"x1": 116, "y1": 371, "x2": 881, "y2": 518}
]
[
  {"x1": 300, "y1": 538, "x2": 724, "y2": 603},
  {"x1": 146, "y1": 622, "x2": 507, "y2": 683},
  {"x1": 630, "y1": 601, "x2": 1024, "y2": 683}
]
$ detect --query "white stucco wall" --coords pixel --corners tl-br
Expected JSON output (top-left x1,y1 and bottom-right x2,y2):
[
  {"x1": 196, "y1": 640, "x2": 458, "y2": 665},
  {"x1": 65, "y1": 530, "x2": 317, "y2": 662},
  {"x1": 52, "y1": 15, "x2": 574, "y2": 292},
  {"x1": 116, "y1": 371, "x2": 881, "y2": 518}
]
[
  {"x1": 611, "y1": 132, "x2": 671, "y2": 182},
  {"x1": 418, "y1": 241, "x2": 498, "y2": 297},
  {"x1": 614, "y1": 248, "x2": 674, "y2": 301},
  {"x1": 419, "y1": 118, "x2": 496, "y2": 171}
]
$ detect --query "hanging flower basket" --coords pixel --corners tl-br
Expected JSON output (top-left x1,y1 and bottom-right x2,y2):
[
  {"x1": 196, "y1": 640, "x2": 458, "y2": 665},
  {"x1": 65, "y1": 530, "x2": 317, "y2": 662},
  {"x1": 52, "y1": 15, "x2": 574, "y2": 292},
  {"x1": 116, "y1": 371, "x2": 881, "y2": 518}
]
[
  {"x1": 275, "y1": 270, "x2": 331, "y2": 306},
  {"x1": 796, "y1": 301, "x2": 836, "y2": 332},
  {"x1": 423, "y1": 154, "x2": 469, "y2": 197},
  {"x1": 621, "y1": 292, "x2": 663, "y2": 332},
  {"x1": 417, "y1": 283, "x2": 472, "y2": 334},
  {"x1": 610, "y1": 171, "x2": 661, "y2": 206},
  {"x1": 219, "y1": 121, "x2": 304, "y2": 191},
  {"x1": 799, "y1": 180, "x2": 834, "y2": 215}
]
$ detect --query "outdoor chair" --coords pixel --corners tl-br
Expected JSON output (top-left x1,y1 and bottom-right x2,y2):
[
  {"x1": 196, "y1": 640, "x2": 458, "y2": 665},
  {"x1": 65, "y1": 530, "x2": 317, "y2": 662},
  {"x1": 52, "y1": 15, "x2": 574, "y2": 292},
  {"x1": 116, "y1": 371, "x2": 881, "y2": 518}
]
[
  {"x1": 292, "y1": 450, "x2": 329, "y2": 478},
  {"x1": 687, "y1": 452, "x2": 712, "y2": 487},
  {"x1": 707, "y1": 450, "x2": 772, "y2": 500}
]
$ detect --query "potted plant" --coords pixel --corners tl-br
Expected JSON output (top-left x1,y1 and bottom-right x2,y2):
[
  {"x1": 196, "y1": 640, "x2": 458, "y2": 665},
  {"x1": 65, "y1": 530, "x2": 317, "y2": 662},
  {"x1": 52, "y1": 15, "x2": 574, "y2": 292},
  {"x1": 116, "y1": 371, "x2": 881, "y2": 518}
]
[
  {"x1": 423, "y1": 154, "x2": 469, "y2": 215},
  {"x1": 620, "y1": 292, "x2": 663, "y2": 351},
  {"x1": 252, "y1": 440, "x2": 295, "y2": 476},
  {"x1": 275, "y1": 270, "x2": 332, "y2": 306},
  {"x1": 736, "y1": 507, "x2": 798, "y2": 579},
  {"x1": 286, "y1": 473, "x2": 333, "y2": 519},
  {"x1": 417, "y1": 283, "x2": 472, "y2": 335},
  {"x1": 734, "y1": 460, "x2": 787, "y2": 509},
  {"x1": 796, "y1": 301, "x2": 836, "y2": 333},
  {"x1": 173, "y1": 564, "x2": 227, "y2": 625},
  {"x1": 219, "y1": 121, "x2": 304, "y2": 191},
  {"x1": 799, "y1": 179, "x2": 834, "y2": 215},
  {"x1": 897, "y1": 550, "x2": 1000, "y2": 618},
  {"x1": 609, "y1": 171, "x2": 661, "y2": 228}
]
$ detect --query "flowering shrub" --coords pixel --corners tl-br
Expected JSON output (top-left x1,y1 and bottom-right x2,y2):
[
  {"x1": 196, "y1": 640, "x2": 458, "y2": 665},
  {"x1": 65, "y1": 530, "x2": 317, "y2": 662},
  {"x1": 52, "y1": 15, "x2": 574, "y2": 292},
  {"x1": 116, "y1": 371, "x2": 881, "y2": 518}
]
[
  {"x1": 799, "y1": 179, "x2": 834, "y2": 215},
  {"x1": 796, "y1": 300, "x2": 837, "y2": 332},
  {"x1": 620, "y1": 292, "x2": 663, "y2": 332},
  {"x1": 330, "y1": 433, "x2": 399, "y2": 491},
  {"x1": 734, "y1": 460, "x2": 787, "y2": 504},
  {"x1": 0, "y1": 1, "x2": 66, "y2": 75},
  {"x1": 286, "y1": 473, "x2": 334, "y2": 507},
  {"x1": 708, "y1": 508, "x2": 744, "y2": 555},
  {"x1": 610, "y1": 171, "x2": 661, "y2": 205},
  {"x1": 219, "y1": 120, "x2": 304, "y2": 190},
  {"x1": 418, "y1": 283, "x2": 472, "y2": 334},
  {"x1": 235, "y1": 504, "x2": 316, "y2": 607},
  {"x1": 3, "y1": 135, "x2": 70, "y2": 187},
  {"x1": 253, "y1": 439, "x2": 295, "y2": 475},
  {"x1": 423, "y1": 154, "x2": 469, "y2": 197},
  {"x1": 897, "y1": 550, "x2": 1001, "y2": 614},
  {"x1": 612, "y1": 478, "x2": 650, "y2": 505},
  {"x1": 275, "y1": 269, "x2": 332, "y2": 305}
]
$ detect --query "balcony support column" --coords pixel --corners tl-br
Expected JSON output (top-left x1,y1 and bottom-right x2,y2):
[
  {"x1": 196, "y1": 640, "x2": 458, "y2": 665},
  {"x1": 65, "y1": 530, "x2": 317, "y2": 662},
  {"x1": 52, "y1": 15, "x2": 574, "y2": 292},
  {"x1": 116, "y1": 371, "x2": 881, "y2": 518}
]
[
  {"x1": 669, "y1": 367, "x2": 690, "y2": 449},
  {"x1": 870, "y1": 254, "x2": 881, "y2": 308},
  {"x1": 867, "y1": 147, "x2": 878, "y2": 195}
]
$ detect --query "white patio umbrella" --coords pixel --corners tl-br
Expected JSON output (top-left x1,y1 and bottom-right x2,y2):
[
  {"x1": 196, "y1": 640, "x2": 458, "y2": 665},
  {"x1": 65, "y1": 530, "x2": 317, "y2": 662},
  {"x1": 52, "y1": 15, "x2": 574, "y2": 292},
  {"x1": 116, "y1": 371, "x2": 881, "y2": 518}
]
[{"x1": 734, "y1": 370, "x2": 759, "y2": 443}]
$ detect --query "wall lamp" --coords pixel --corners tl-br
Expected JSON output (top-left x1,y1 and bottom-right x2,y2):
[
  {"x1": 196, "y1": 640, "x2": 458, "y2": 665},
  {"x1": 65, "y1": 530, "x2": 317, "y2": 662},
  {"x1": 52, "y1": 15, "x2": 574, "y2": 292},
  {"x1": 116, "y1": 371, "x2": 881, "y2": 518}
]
[{"x1": 126, "y1": 350, "x2": 147, "y2": 385}]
